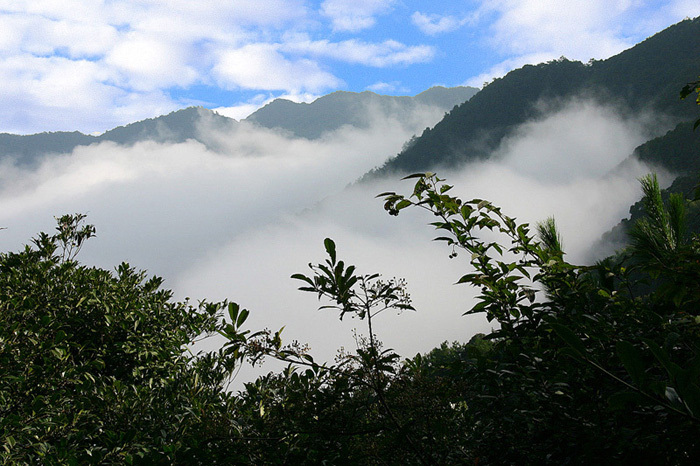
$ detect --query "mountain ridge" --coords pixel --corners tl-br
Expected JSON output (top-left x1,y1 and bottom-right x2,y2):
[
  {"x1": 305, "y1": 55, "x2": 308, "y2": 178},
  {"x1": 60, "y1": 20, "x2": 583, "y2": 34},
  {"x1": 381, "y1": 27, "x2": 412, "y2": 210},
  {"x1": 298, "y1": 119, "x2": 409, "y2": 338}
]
[
  {"x1": 244, "y1": 86, "x2": 478, "y2": 139},
  {"x1": 0, "y1": 107, "x2": 232, "y2": 166},
  {"x1": 372, "y1": 17, "x2": 700, "y2": 177},
  {"x1": 0, "y1": 86, "x2": 477, "y2": 165}
]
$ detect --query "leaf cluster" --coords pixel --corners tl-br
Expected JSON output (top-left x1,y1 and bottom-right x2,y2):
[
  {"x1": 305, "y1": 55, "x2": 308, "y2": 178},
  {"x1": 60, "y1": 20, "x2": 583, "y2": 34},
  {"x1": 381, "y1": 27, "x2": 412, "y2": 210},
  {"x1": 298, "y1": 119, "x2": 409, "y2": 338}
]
[{"x1": 0, "y1": 216, "x2": 250, "y2": 464}]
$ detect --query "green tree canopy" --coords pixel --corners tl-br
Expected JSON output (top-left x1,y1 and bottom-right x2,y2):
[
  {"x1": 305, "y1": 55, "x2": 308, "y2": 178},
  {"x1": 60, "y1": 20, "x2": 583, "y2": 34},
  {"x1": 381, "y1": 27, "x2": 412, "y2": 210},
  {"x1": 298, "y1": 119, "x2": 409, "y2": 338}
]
[{"x1": 0, "y1": 215, "x2": 254, "y2": 464}]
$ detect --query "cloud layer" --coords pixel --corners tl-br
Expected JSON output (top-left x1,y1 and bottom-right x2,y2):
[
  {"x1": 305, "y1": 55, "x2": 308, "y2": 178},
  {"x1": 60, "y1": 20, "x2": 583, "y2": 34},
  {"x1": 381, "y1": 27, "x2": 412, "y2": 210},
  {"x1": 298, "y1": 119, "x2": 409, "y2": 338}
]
[{"x1": 0, "y1": 96, "x2": 660, "y2": 383}]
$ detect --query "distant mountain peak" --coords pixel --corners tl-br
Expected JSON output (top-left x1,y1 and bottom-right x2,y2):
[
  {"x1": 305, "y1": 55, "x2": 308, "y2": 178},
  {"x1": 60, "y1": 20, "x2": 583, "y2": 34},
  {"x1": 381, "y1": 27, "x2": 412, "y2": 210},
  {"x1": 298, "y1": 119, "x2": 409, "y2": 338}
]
[{"x1": 245, "y1": 86, "x2": 478, "y2": 139}]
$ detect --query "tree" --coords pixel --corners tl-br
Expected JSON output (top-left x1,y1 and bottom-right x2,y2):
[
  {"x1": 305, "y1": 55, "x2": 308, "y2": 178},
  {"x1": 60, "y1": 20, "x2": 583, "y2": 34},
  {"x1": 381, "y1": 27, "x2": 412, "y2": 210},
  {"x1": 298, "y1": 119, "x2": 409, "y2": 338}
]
[
  {"x1": 0, "y1": 215, "x2": 254, "y2": 464},
  {"x1": 4, "y1": 180, "x2": 700, "y2": 463},
  {"x1": 378, "y1": 172, "x2": 700, "y2": 463},
  {"x1": 225, "y1": 170, "x2": 700, "y2": 463}
]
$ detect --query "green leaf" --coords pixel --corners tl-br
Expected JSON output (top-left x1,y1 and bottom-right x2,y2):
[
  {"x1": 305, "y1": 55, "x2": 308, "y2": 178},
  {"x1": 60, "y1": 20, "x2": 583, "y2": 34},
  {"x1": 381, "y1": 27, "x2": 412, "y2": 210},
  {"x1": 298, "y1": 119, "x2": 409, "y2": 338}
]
[
  {"x1": 402, "y1": 173, "x2": 427, "y2": 180},
  {"x1": 55, "y1": 330, "x2": 68, "y2": 344},
  {"x1": 616, "y1": 341, "x2": 646, "y2": 386},
  {"x1": 324, "y1": 238, "x2": 336, "y2": 263},
  {"x1": 395, "y1": 199, "x2": 412, "y2": 210},
  {"x1": 550, "y1": 323, "x2": 587, "y2": 357},
  {"x1": 228, "y1": 302, "x2": 239, "y2": 323},
  {"x1": 644, "y1": 339, "x2": 677, "y2": 378},
  {"x1": 236, "y1": 308, "x2": 249, "y2": 328},
  {"x1": 291, "y1": 273, "x2": 314, "y2": 286},
  {"x1": 665, "y1": 386, "x2": 683, "y2": 407},
  {"x1": 301, "y1": 354, "x2": 314, "y2": 363}
]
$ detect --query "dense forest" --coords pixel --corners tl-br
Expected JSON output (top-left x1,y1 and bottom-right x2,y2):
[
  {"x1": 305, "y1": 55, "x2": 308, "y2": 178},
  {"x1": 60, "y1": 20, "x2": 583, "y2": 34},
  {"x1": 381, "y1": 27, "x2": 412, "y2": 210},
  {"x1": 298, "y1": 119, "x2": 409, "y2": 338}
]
[{"x1": 366, "y1": 17, "x2": 700, "y2": 178}]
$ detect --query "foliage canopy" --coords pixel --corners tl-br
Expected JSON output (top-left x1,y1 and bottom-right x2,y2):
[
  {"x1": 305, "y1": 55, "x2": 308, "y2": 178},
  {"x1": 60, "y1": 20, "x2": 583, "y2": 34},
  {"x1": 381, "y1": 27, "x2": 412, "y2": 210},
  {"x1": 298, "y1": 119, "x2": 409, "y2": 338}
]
[{"x1": 3, "y1": 173, "x2": 700, "y2": 464}]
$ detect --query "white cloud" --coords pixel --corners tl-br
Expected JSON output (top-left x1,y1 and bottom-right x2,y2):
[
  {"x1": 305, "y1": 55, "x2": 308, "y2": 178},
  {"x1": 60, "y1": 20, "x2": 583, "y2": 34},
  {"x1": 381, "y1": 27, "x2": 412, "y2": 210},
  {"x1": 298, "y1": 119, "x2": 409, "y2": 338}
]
[
  {"x1": 105, "y1": 34, "x2": 199, "y2": 91},
  {"x1": 0, "y1": 1, "x2": 441, "y2": 133},
  {"x1": 320, "y1": 0, "x2": 396, "y2": 32},
  {"x1": 212, "y1": 92, "x2": 321, "y2": 121},
  {"x1": 495, "y1": 98, "x2": 651, "y2": 184},
  {"x1": 461, "y1": 0, "x2": 698, "y2": 88},
  {"x1": 443, "y1": 97, "x2": 662, "y2": 264},
  {"x1": 0, "y1": 96, "x2": 450, "y2": 271},
  {"x1": 273, "y1": 92, "x2": 321, "y2": 104},
  {"x1": 2, "y1": 0, "x2": 308, "y2": 30},
  {"x1": 213, "y1": 102, "x2": 266, "y2": 121},
  {"x1": 485, "y1": 0, "x2": 634, "y2": 58},
  {"x1": 0, "y1": 96, "x2": 663, "y2": 380},
  {"x1": 411, "y1": 12, "x2": 472, "y2": 36},
  {"x1": 282, "y1": 37, "x2": 435, "y2": 67},
  {"x1": 0, "y1": 53, "x2": 179, "y2": 134},
  {"x1": 213, "y1": 44, "x2": 342, "y2": 93},
  {"x1": 668, "y1": 0, "x2": 700, "y2": 19},
  {"x1": 1, "y1": 0, "x2": 693, "y2": 135},
  {"x1": 0, "y1": 14, "x2": 118, "y2": 58},
  {"x1": 366, "y1": 81, "x2": 408, "y2": 93},
  {"x1": 170, "y1": 97, "x2": 661, "y2": 371},
  {"x1": 476, "y1": 0, "x2": 700, "y2": 61},
  {"x1": 1, "y1": 1, "x2": 111, "y2": 24},
  {"x1": 211, "y1": 105, "x2": 255, "y2": 121},
  {"x1": 0, "y1": 1, "x2": 316, "y2": 133}
]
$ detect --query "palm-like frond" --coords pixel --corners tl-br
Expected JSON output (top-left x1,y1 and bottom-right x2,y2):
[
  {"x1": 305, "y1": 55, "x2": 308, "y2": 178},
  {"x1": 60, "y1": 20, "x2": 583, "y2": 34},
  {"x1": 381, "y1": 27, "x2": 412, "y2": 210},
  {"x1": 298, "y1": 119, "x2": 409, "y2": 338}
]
[
  {"x1": 537, "y1": 216, "x2": 564, "y2": 257},
  {"x1": 629, "y1": 174, "x2": 687, "y2": 264}
]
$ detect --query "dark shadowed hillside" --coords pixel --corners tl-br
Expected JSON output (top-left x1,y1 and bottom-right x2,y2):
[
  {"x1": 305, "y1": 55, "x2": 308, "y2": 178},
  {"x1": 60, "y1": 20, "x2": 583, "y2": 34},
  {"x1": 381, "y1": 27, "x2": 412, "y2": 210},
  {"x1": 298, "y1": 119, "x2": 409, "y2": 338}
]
[
  {"x1": 373, "y1": 17, "x2": 700, "y2": 176},
  {"x1": 630, "y1": 121, "x2": 700, "y2": 174}
]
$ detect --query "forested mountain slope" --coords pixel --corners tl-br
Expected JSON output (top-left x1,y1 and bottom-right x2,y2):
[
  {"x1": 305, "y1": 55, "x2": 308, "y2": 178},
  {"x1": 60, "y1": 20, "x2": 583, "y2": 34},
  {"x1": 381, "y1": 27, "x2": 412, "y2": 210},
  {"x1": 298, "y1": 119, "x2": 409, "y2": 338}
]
[
  {"x1": 0, "y1": 131, "x2": 94, "y2": 166},
  {"x1": 0, "y1": 107, "x2": 234, "y2": 166},
  {"x1": 600, "y1": 123, "x2": 700, "y2": 255},
  {"x1": 98, "y1": 106, "x2": 233, "y2": 147},
  {"x1": 631, "y1": 121, "x2": 700, "y2": 174},
  {"x1": 374, "y1": 17, "x2": 700, "y2": 176}
]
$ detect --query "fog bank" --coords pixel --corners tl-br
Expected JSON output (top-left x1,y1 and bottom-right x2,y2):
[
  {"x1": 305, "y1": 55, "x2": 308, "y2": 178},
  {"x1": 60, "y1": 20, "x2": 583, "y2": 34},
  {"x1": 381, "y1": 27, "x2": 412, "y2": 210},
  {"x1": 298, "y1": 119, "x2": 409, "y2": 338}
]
[{"x1": 0, "y1": 97, "x2": 662, "y2": 376}]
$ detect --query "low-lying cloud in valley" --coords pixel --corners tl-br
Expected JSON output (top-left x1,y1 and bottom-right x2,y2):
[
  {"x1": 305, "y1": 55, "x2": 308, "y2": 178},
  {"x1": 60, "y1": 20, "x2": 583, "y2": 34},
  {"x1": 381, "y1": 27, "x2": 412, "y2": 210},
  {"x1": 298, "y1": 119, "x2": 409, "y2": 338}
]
[{"x1": 0, "y1": 97, "x2": 667, "y2": 382}]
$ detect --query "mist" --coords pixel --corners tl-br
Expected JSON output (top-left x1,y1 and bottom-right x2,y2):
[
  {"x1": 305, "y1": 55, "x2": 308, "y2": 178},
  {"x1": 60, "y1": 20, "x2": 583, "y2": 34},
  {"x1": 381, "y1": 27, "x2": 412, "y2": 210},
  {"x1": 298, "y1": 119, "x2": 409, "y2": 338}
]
[{"x1": 0, "y1": 97, "x2": 663, "y2": 379}]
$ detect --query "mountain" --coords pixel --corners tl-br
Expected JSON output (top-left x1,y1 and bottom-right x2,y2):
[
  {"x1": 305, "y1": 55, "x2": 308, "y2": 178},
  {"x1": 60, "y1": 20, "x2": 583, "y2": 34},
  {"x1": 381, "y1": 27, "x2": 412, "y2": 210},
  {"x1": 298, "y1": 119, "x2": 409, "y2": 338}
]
[
  {"x1": 372, "y1": 17, "x2": 700, "y2": 176},
  {"x1": 98, "y1": 106, "x2": 233, "y2": 147},
  {"x1": 0, "y1": 86, "x2": 477, "y2": 166},
  {"x1": 629, "y1": 121, "x2": 700, "y2": 174},
  {"x1": 594, "y1": 123, "x2": 700, "y2": 257},
  {"x1": 0, "y1": 131, "x2": 96, "y2": 165},
  {"x1": 0, "y1": 107, "x2": 235, "y2": 166},
  {"x1": 244, "y1": 86, "x2": 479, "y2": 139}
]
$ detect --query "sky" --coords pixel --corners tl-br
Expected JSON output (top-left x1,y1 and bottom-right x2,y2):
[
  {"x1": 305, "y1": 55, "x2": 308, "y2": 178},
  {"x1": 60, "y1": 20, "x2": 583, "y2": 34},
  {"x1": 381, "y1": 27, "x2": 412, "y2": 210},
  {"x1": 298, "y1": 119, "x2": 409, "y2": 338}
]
[{"x1": 1, "y1": 0, "x2": 699, "y2": 134}]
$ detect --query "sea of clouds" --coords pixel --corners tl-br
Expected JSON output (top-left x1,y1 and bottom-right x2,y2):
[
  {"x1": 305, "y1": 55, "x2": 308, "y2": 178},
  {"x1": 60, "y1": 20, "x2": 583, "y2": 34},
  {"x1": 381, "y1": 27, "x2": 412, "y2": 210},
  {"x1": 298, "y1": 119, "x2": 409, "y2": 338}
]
[{"x1": 0, "y1": 97, "x2": 670, "y2": 383}]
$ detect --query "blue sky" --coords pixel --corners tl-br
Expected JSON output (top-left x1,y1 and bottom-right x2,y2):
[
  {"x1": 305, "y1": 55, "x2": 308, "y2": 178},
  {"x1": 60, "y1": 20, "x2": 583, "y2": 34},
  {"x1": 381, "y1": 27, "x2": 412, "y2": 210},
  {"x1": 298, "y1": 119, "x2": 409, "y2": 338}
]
[{"x1": 1, "y1": 0, "x2": 698, "y2": 134}]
